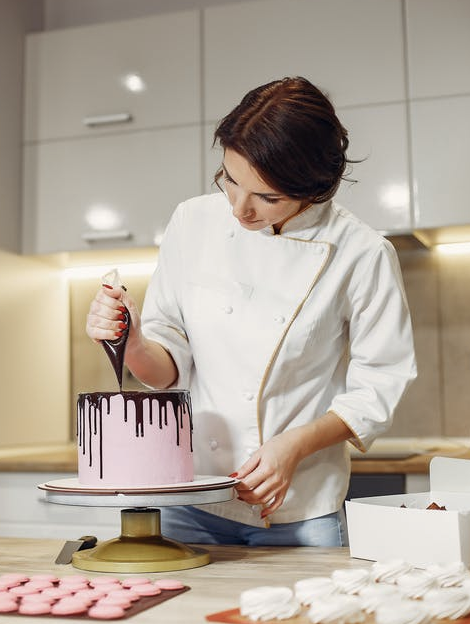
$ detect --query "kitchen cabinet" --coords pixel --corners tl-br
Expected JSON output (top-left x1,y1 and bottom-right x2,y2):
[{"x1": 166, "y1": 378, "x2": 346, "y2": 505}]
[
  {"x1": 24, "y1": 11, "x2": 201, "y2": 142},
  {"x1": 203, "y1": 0, "x2": 406, "y2": 121},
  {"x1": 22, "y1": 10, "x2": 202, "y2": 254},
  {"x1": 334, "y1": 103, "x2": 411, "y2": 232},
  {"x1": 22, "y1": 126, "x2": 202, "y2": 254},
  {"x1": 410, "y1": 95, "x2": 470, "y2": 229},
  {"x1": 406, "y1": 0, "x2": 470, "y2": 99}
]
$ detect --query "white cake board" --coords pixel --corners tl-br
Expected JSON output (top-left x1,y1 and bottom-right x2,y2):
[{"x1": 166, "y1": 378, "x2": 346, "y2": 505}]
[{"x1": 38, "y1": 475, "x2": 237, "y2": 507}]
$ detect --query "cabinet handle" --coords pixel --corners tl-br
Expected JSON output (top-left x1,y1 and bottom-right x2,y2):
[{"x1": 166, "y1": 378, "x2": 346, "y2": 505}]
[
  {"x1": 81, "y1": 230, "x2": 132, "y2": 242},
  {"x1": 82, "y1": 113, "x2": 132, "y2": 127}
]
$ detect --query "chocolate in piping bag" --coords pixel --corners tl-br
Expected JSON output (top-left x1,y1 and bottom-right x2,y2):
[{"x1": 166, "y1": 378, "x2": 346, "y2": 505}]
[{"x1": 101, "y1": 269, "x2": 130, "y2": 391}]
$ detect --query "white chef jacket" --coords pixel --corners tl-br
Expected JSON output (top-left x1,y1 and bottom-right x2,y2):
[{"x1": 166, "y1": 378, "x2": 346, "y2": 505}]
[{"x1": 141, "y1": 192, "x2": 416, "y2": 527}]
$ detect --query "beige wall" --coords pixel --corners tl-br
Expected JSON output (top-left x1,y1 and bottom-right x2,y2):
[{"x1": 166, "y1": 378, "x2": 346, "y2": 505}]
[
  {"x1": 0, "y1": 250, "x2": 70, "y2": 447},
  {"x1": 69, "y1": 248, "x2": 470, "y2": 440}
]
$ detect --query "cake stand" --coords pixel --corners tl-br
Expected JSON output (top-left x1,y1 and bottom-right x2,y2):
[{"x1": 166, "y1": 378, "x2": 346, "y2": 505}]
[{"x1": 38, "y1": 476, "x2": 237, "y2": 574}]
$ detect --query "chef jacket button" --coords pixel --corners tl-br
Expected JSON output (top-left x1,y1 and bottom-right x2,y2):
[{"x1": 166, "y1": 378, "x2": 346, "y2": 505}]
[
  {"x1": 226, "y1": 229, "x2": 235, "y2": 238},
  {"x1": 314, "y1": 245, "x2": 324, "y2": 254},
  {"x1": 243, "y1": 392, "x2": 254, "y2": 401},
  {"x1": 209, "y1": 438, "x2": 218, "y2": 450},
  {"x1": 222, "y1": 305, "x2": 233, "y2": 314},
  {"x1": 246, "y1": 447, "x2": 256, "y2": 456},
  {"x1": 274, "y1": 315, "x2": 285, "y2": 324}
]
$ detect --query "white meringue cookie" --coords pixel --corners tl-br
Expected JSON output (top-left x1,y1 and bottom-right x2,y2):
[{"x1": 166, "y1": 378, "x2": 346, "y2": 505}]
[
  {"x1": 423, "y1": 587, "x2": 470, "y2": 619},
  {"x1": 294, "y1": 576, "x2": 337, "y2": 605},
  {"x1": 307, "y1": 594, "x2": 364, "y2": 624},
  {"x1": 358, "y1": 583, "x2": 401, "y2": 613},
  {"x1": 240, "y1": 586, "x2": 301, "y2": 621},
  {"x1": 375, "y1": 598, "x2": 431, "y2": 624},
  {"x1": 396, "y1": 570, "x2": 436, "y2": 598},
  {"x1": 424, "y1": 561, "x2": 470, "y2": 587},
  {"x1": 331, "y1": 568, "x2": 370, "y2": 594},
  {"x1": 371, "y1": 559, "x2": 413, "y2": 584}
]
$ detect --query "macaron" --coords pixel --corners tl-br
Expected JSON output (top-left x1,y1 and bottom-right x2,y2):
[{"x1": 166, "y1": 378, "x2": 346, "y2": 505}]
[
  {"x1": 0, "y1": 599, "x2": 18, "y2": 612},
  {"x1": 51, "y1": 597, "x2": 89, "y2": 615},
  {"x1": 88, "y1": 604, "x2": 126, "y2": 619},
  {"x1": 121, "y1": 576, "x2": 151, "y2": 587},
  {"x1": 155, "y1": 578, "x2": 185, "y2": 590},
  {"x1": 132, "y1": 583, "x2": 162, "y2": 596},
  {"x1": 19, "y1": 601, "x2": 52, "y2": 615}
]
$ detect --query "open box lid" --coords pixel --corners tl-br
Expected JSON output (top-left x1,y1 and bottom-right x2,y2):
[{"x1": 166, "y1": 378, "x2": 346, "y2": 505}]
[{"x1": 430, "y1": 456, "x2": 470, "y2": 493}]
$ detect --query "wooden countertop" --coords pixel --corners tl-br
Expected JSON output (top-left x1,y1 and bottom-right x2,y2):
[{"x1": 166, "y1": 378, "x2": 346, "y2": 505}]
[
  {"x1": 0, "y1": 537, "x2": 369, "y2": 623},
  {"x1": 1, "y1": 441, "x2": 470, "y2": 475}
]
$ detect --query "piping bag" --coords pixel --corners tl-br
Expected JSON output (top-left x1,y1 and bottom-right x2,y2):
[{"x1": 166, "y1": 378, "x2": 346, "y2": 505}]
[{"x1": 101, "y1": 268, "x2": 130, "y2": 391}]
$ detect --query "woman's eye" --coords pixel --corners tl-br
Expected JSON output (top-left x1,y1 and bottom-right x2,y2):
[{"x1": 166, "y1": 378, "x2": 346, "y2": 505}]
[
  {"x1": 223, "y1": 176, "x2": 235, "y2": 185},
  {"x1": 261, "y1": 196, "x2": 280, "y2": 205}
]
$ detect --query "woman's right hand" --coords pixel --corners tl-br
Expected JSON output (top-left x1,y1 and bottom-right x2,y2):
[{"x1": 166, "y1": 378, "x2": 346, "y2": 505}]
[{"x1": 86, "y1": 285, "x2": 141, "y2": 346}]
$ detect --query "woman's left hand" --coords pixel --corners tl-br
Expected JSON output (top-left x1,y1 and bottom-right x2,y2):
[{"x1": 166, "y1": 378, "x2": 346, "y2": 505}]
[{"x1": 234, "y1": 430, "x2": 303, "y2": 519}]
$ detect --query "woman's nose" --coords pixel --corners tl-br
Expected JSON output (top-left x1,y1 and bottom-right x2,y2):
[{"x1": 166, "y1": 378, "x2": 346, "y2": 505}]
[{"x1": 232, "y1": 192, "x2": 252, "y2": 218}]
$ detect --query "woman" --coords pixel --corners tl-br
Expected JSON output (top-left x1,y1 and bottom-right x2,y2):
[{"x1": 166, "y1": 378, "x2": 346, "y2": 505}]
[{"x1": 86, "y1": 76, "x2": 416, "y2": 547}]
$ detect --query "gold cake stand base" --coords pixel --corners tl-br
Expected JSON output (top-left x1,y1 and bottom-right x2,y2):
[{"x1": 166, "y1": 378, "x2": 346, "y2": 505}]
[{"x1": 72, "y1": 508, "x2": 210, "y2": 573}]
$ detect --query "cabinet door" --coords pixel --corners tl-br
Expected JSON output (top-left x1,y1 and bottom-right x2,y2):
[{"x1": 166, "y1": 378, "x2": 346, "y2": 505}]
[
  {"x1": 23, "y1": 126, "x2": 202, "y2": 254},
  {"x1": 406, "y1": 0, "x2": 470, "y2": 99},
  {"x1": 24, "y1": 11, "x2": 200, "y2": 142},
  {"x1": 204, "y1": 0, "x2": 405, "y2": 121},
  {"x1": 411, "y1": 96, "x2": 470, "y2": 229},
  {"x1": 335, "y1": 103, "x2": 411, "y2": 232}
]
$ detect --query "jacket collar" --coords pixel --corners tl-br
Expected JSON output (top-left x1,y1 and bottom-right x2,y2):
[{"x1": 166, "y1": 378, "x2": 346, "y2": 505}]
[{"x1": 259, "y1": 200, "x2": 331, "y2": 240}]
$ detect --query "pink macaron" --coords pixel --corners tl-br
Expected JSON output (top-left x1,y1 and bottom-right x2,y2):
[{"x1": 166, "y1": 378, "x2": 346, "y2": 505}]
[
  {"x1": 41, "y1": 586, "x2": 74, "y2": 599},
  {"x1": 19, "y1": 601, "x2": 52, "y2": 615},
  {"x1": 0, "y1": 599, "x2": 18, "y2": 612},
  {"x1": 154, "y1": 578, "x2": 185, "y2": 590},
  {"x1": 121, "y1": 576, "x2": 151, "y2": 587},
  {"x1": 132, "y1": 583, "x2": 162, "y2": 596},
  {"x1": 51, "y1": 597, "x2": 89, "y2": 615},
  {"x1": 88, "y1": 604, "x2": 126, "y2": 619}
]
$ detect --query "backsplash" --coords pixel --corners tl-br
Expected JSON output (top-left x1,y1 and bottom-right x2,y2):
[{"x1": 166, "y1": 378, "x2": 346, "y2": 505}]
[{"x1": 70, "y1": 248, "x2": 470, "y2": 439}]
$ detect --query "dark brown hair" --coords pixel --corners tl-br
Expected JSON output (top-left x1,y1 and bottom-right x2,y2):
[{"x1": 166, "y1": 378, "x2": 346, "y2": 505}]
[{"x1": 213, "y1": 76, "x2": 351, "y2": 203}]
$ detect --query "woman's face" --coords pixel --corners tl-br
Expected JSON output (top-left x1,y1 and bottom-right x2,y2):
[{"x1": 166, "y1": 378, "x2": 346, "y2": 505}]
[{"x1": 221, "y1": 149, "x2": 309, "y2": 232}]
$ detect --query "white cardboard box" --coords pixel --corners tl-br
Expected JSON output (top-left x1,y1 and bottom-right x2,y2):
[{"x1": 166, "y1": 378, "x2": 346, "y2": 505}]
[{"x1": 345, "y1": 456, "x2": 470, "y2": 567}]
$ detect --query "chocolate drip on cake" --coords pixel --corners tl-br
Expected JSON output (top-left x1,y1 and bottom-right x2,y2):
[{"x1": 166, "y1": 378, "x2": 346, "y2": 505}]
[{"x1": 77, "y1": 391, "x2": 193, "y2": 481}]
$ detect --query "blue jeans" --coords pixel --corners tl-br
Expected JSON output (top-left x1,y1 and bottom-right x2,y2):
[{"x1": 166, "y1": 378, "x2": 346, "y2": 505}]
[{"x1": 160, "y1": 506, "x2": 347, "y2": 547}]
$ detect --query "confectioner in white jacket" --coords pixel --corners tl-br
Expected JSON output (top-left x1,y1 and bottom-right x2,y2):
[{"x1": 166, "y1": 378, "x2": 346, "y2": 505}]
[{"x1": 141, "y1": 192, "x2": 417, "y2": 527}]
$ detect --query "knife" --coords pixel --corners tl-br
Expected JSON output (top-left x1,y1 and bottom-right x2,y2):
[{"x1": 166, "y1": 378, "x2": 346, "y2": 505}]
[{"x1": 55, "y1": 535, "x2": 97, "y2": 565}]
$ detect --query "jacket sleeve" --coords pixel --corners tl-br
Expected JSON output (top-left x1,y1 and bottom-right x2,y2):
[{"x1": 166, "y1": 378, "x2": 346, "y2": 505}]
[
  {"x1": 328, "y1": 239, "x2": 417, "y2": 451},
  {"x1": 140, "y1": 203, "x2": 193, "y2": 389}
]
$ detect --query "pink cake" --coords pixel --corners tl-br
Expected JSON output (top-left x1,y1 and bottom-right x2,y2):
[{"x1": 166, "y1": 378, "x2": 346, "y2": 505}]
[{"x1": 77, "y1": 390, "x2": 194, "y2": 487}]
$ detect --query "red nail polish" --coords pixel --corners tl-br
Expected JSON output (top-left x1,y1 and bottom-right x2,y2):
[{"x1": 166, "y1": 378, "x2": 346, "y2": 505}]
[
  {"x1": 118, "y1": 313, "x2": 125, "y2": 320},
  {"x1": 118, "y1": 322, "x2": 127, "y2": 329},
  {"x1": 102, "y1": 284, "x2": 113, "y2": 289},
  {"x1": 229, "y1": 472, "x2": 238, "y2": 478},
  {"x1": 115, "y1": 331, "x2": 123, "y2": 338},
  {"x1": 118, "y1": 306, "x2": 126, "y2": 312}
]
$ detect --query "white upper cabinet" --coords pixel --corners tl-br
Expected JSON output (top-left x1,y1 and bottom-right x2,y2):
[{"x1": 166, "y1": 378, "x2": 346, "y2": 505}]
[
  {"x1": 411, "y1": 95, "x2": 470, "y2": 229},
  {"x1": 23, "y1": 126, "x2": 202, "y2": 254},
  {"x1": 203, "y1": 0, "x2": 406, "y2": 121},
  {"x1": 406, "y1": 0, "x2": 470, "y2": 99},
  {"x1": 335, "y1": 104, "x2": 411, "y2": 232},
  {"x1": 24, "y1": 11, "x2": 201, "y2": 142}
]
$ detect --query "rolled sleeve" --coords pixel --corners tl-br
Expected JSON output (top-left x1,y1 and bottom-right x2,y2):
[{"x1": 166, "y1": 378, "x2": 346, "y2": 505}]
[{"x1": 328, "y1": 240, "x2": 417, "y2": 450}]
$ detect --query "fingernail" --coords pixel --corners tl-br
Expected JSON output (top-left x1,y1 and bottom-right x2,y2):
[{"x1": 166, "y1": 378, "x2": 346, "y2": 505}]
[
  {"x1": 118, "y1": 322, "x2": 127, "y2": 329},
  {"x1": 118, "y1": 313, "x2": 125, "y2": 320},
  {"x1": 102, "y1": 284, "x2": 113, "y2": 290},
  {"x1": 229, "y1": 472, "x2": 238, "y2": 478},
  {"x1": 115, "y1": 331, "x2": 123, "y2": 338},
  {"x1": 118, "y1": 306, "x2": 126, "y2": 312}
]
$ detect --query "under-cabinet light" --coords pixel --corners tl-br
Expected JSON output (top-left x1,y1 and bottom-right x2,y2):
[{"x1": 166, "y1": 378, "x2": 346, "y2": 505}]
[
  {"x1": 63, "y1": 262, "x2": 156, "y2": 280},
  {"x1": 434, "y1": 242, "x2": 470, "y2": 255}
]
